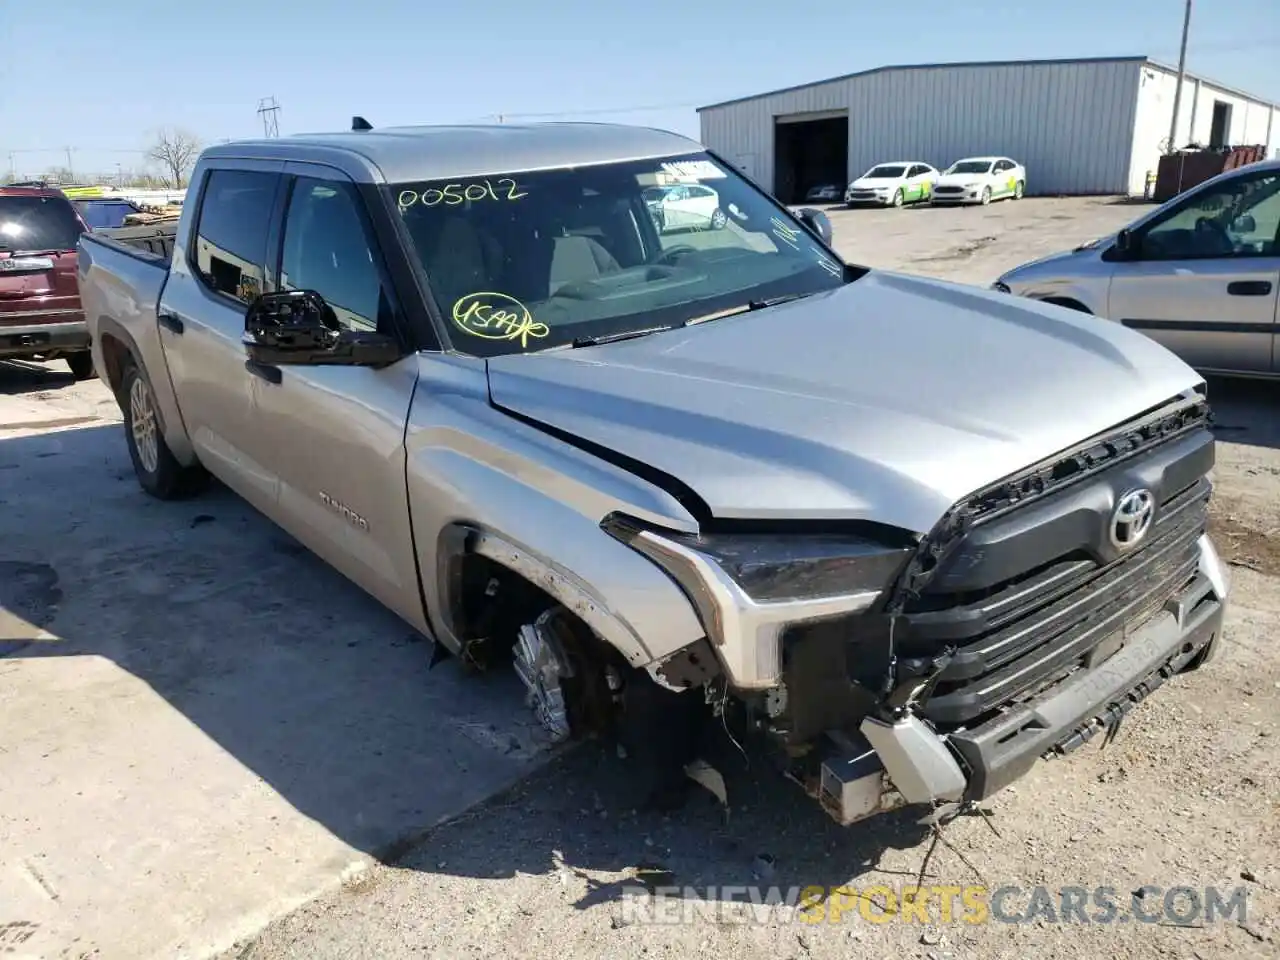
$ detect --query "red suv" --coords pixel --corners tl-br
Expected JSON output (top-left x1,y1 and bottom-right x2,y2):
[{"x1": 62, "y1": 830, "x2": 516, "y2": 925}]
[{"x1": 0, "y1": 185, "x2": 95, "y2": 379}]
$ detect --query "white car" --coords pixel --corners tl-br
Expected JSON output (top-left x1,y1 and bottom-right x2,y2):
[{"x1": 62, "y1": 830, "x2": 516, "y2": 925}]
[
  {"x1": 930, "y1": 156, "x2": 1026, "y2": 205},
  {"x1": 845, "y1": 161, "x2": 938, "y2": 207},
  {"x1": 804, "y1": 183, "x2": 845, "y2": 203},
  {"x1": 643, "y1": 183, "x2": 727, "y2": 232}
]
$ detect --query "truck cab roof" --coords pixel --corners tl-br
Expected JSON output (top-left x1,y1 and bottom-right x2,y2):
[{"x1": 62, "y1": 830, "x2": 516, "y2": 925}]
[{"x1": 199, "y1": 122, "x2": 703, "y2": 184}]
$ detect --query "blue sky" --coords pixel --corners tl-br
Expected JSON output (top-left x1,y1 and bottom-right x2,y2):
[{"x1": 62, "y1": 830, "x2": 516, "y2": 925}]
[{"x1": 2, "y1": 0, "x2": 1276, "y2": 179}]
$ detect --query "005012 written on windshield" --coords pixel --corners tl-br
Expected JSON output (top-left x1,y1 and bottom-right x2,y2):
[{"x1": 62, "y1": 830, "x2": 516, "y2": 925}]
[{"x1": 398, "y1": 178, "x2": 528, "y2": 209}]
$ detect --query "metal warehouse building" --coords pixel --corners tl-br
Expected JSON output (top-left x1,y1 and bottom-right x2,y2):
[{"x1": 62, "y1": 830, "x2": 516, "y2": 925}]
[{"x1": 698, "y1": 56, "x2": 1280, "y2": 203}]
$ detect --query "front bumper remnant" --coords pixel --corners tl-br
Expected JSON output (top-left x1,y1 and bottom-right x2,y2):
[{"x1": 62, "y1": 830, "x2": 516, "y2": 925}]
[
  {"x1": 948, "y1": 570, "x2": 1223, "y2": 800},
  {"x1": 810, "y1": 538, "x2": 1227, "y2": 825}
]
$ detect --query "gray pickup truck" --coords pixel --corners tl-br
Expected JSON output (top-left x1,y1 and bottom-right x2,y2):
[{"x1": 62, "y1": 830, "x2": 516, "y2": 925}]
[{"x1": 78, "y1": 121, "x2": 1230, "y2": 826}]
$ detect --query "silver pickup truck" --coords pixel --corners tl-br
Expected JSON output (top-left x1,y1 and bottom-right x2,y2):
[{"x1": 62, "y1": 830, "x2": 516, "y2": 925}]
[{"x1": 78, "y1": 121, "x2": 1230, "y2": 826}]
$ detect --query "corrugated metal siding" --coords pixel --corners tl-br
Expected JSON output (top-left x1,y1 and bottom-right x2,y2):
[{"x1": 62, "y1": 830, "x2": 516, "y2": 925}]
[{"x1": 701, "y1": 60, "x2": 1143, "y2": 196}]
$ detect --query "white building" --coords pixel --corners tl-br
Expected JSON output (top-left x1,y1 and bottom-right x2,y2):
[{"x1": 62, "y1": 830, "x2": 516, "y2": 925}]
[{"x1": 697, "y1": 56, "x2": 1280, "y2": 203}]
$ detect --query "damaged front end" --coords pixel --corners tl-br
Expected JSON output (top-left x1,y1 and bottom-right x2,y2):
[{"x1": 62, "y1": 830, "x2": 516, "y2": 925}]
[
  {"x1": 598, "y1": 392, "x2": 1227, "y2": 827},
  {"x1": 599, "y1": 513, "x2": 954, "y2": 825}
]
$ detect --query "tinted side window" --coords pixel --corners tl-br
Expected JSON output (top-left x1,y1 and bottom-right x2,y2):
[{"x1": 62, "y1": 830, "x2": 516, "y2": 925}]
[
  {"x1": 1141, "y1": 172, "x2": 1280, "y2": 260},
  {"x1": 279, "y1": 177, "x2": 388, "y2": 333},
  {"x1": 192, "y1": 169, "x2": 281, "y2": 304}
]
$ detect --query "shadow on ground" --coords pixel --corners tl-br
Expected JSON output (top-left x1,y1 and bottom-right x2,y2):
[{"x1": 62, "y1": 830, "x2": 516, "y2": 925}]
[
  {"x1": 388, "y1": 741, "x2": 937, "y2": 911},
  {"x1": 0, "y1": 358, "x2": 77, "y2": 396},
  {"x1": 1, "y1": 423, "x2": 547, "y2": 858},
  {"x1": 0, "y1": 421, "x2": 928, "y2": 916},
  {"x1": 1206, "y1": 375, "x2": 1280, "y2": 452}
]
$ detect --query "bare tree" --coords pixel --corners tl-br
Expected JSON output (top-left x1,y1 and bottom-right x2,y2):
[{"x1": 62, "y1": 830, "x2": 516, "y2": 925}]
[{"x1": 147, "y1": 128, "x2": 201, "y2": 188}]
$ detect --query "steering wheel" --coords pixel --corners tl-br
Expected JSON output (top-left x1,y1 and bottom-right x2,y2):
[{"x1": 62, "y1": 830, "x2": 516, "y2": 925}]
[
  {"x1": 1193, "y1": 215, "x2": 1232, "y2": 253},
  {"x1": 657, "y1": 244, "x2": 698, "y2": 264}
]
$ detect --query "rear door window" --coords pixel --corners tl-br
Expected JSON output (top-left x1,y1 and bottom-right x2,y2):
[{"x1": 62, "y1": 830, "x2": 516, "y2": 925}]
[
  {"x1": 0, "y1": 194, "x2": 85, "y2": 253},
  {"x1": 191, "y1": 169, "x2": 282, "y2": 304}
]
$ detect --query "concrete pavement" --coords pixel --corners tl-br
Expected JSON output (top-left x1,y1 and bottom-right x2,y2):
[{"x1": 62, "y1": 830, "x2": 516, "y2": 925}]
[{"x1": 0, "y1": 361, "x2": 554, "y2": 959}]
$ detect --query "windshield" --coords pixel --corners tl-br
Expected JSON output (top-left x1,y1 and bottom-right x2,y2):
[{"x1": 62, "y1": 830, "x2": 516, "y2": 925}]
[
  {"x1": 391, "y1": 152, "x2": 847, "y2": 356},
  {"x1": 864, "y1": 166, "x2": 905, "y2": 179},
  {"x1": 73, "y1": 199, "x2": 140, "y2": 230},
  {"x1": 0, "y1": 194, "x2": 85, "y2": 252},
  {"x1": 947, "y1": 160, "x2": 993, "y2": 175}
]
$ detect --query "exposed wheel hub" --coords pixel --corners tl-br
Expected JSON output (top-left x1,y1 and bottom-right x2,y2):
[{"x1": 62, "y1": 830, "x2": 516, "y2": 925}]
[{"x1": 514, "y1": 609, "x2": 576, "y2": 741}]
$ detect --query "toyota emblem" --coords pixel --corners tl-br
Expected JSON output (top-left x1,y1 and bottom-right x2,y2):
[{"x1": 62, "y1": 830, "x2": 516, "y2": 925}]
[{"x1": 1110, "y1": 489, "x2": 1156, "y2": 551}]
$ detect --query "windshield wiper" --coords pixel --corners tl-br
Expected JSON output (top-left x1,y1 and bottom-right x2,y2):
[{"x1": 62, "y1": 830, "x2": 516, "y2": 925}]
[
  {"x1": 683, "y1": 292, "x2": 814, "y2": 326},
  {"x1": 571, "y1": 324, "x2": 674, "y2": 348}
]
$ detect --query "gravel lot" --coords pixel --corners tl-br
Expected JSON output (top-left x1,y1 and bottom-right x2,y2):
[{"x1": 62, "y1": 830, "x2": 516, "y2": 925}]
[{"x1": 5, "y1": 196, "x2": 1278, "y2": 960}]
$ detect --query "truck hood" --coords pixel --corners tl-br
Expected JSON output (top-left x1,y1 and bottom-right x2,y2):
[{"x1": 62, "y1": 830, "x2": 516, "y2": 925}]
[{"x1": 485, "y1": 271, "x2": 1202, "y2": 535}]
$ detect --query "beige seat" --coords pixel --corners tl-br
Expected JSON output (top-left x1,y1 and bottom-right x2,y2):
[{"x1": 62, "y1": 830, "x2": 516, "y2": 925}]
[
  {"x1": 548, "y1": 235, "x2": 620, "y2": 294},
  {"x1": 427, "y1": 217, "x2": 503, "y2": 307}
]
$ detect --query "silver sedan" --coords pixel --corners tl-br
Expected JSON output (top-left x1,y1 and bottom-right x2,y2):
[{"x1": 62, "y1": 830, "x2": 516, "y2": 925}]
[{"x1": 994, "y1": 159, "x2": 1280, "y2": 378}]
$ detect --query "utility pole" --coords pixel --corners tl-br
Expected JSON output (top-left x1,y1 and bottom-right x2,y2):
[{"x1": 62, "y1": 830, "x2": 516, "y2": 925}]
[
  {"x1": 257, "y1": 96, "x2": 281, "y2": 138},
  {"x1": 1166, "y1": 0, "x2": 1192, "y2": 154},
  {"x1": 65, "y1": 146, "x2": 74, "y2": 181}
]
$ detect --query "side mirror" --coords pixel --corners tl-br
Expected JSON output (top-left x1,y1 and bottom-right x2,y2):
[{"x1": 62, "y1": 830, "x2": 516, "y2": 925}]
[
  {"x1": 242, "y1": 290, "x2": 401, "y2": 367},
  {"x1": 1107, "y1": 228, "x2": 1138, "y2": 261},
  {"x1": 794, "y1": 207, "x2": 833, "y2": 245},
  {"x1": 1231, "y1": 214, "x2": 1256, "y2": 234}
]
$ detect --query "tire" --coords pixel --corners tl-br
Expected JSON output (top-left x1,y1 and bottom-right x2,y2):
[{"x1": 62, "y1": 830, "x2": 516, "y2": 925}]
[
  {"x1": 981, "y1": 186, "x2": 992, "y2": 206},
  {"x1": 892, "y1": 188, "x2": 904, "y2": 208},
  {"x1": 119, "y1": 358, "x2": 206, "y2": 500},
  {"x1": 66, "y1": 351, "x2": 96, "y2": 380},
  {"x1": 1013, "y1": 180, "x2": 1025, "y2": 200},
  {"x1": 710, "y1": 208, "x2": 727, "y2": 230}
]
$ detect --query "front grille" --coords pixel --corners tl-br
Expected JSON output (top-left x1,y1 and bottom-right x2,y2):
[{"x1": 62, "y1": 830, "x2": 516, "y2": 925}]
[
  {"x1": 935, "y1": 186, "x2": 965, "y2": 194},
  {"x1": 890, "y1": 394, "x2": 1212, "y2": 728}
]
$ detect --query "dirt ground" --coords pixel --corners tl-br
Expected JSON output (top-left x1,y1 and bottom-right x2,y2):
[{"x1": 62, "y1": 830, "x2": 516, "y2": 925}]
[
  {"x1": 223, "y1": 197, "x2": 1280, "y2": 960},
  {"x1": 3, "y1": 196, "x2": 1277, "y2": 960}
]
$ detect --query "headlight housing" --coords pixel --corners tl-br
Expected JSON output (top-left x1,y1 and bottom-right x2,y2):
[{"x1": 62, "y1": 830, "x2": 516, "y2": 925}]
[{"x1": 602, "y1": 514, "x2": 912, "y2": 688}]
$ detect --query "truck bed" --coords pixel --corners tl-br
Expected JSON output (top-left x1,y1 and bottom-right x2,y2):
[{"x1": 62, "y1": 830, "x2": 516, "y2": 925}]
[
  {"x1": 79, "y1": 228, "x2": 172, "y2": 355},
  {"x1": 92, "y1": 221, "x2": 178, "y2": 262}
]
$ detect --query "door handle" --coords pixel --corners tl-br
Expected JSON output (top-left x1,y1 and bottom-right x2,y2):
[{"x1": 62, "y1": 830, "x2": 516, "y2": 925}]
[
  {"x1": 244, "y1": 359, "x2": 282, "y2": 384},
  {"x1": 1226, "y1": 280, "x2": 1272, "y2": 296},
  {"x1": 157, "y1": 311, "x2": 184, "y2": 334}
]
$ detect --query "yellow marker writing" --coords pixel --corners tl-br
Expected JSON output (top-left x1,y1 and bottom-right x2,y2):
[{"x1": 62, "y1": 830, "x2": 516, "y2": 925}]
[{"x1": 452, "y1": 292, "x2": 549, "y2": 348}]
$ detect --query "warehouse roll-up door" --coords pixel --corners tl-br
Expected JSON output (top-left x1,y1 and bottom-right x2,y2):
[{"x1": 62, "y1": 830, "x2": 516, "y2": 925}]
[{"x1": 774, "y1": 110, "x2": 848, "y2": 204}]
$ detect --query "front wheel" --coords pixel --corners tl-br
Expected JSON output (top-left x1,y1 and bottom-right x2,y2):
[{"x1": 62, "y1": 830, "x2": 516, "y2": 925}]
[
  {"x1": 1013, "y1": 180, "x2": 1025, "y2": 200},
  {"x1": 66, "y1": 351, "x2": 96, "y2": 380},
  {"x1": 891, "y1": 188, "x2": 904, "y2": 208},
  {"x1": 980, "y1": 186, "x2": 992, "y2": 206},
  {"x1": 710, "y1": 208, "x2": 727, "y2": 230},
  {"x1": 120, "y1": 359, "x2": 206, "y2": 500}
]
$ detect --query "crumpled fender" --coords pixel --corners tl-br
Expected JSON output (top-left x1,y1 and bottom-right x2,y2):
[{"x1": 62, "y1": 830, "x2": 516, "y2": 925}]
[{"x1": 404, "y1": 356, "x2": 706, "y2": 669}]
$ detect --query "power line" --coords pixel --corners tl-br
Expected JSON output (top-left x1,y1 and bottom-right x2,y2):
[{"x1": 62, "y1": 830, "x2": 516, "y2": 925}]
[{"x1": 456, "y1": 99, "x2": 703, "y2": 124}]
